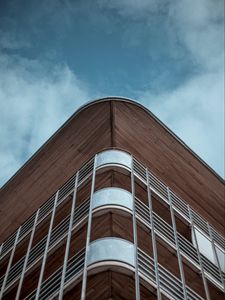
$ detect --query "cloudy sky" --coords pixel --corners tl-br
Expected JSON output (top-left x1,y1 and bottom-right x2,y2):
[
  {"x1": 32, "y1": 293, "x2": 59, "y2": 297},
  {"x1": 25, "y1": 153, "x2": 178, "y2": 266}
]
[{"x1": 0, "y1": 0, "x2": 224, "y2": 186}]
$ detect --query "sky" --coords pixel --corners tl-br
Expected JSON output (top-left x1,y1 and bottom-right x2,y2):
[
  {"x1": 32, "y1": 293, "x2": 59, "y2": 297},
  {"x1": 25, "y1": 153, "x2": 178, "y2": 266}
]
[{"x1": 0, "y1": 0, "x2": 224, "y2": 187}]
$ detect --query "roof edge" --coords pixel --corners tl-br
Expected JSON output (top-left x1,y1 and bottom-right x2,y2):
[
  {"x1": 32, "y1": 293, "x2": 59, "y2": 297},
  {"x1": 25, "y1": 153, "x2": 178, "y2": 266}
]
[{"x1": 1, "y1": 96, "x2": 224, "y2": 190}]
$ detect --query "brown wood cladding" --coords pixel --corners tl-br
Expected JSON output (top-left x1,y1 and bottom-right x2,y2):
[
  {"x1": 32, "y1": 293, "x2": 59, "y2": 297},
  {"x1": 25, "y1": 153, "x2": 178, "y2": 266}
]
[
  {"x1": 64, "y1": 270, "x2": 157, "y2": 300},
  {"x1": 0, "y1": 99, "x2": 224, "y2": 243},
  {"x1": 2, "y1": 206, "x2": 212, "y2": 299},
  {"x1": 113, "y1": 101, "x2": 225, "y2": 234},
  {"x1": 0, "y1": 102, "x2": 112, "y2": 242}
]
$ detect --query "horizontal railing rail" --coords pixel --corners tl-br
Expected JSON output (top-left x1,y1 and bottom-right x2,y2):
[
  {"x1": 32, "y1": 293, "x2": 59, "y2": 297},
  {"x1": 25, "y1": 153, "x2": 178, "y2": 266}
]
[
  {"x1": 0, "y1": 199, "x2": 90, "y2": 293},
  {"x1": 1, "y1": 196, "x2": 224, "y2": 295},
  {"x1": 1, "y1": 150, "x2": 224, "y2": 294},
  {"x1": 25, "y1": 248, "x2": 85, "y2": 300},
  {"x1": 133, "y1": 157, "x2": 224, "y2": 252},
  {"x1": 23, "y1": 246, "x2": 204, "y2": 300},
  {"x1": 137, "y1": 248, "x2": 204, "y2": 300},
  {"x1": 135, "y1": 197, "x2": 225, "y2": 289},
  {"x1": 0, "y1": 158, "x2": 94, "y2": 262},
  {"x1": 1, "y1": 153, "x2": 224, "y2": 261}
]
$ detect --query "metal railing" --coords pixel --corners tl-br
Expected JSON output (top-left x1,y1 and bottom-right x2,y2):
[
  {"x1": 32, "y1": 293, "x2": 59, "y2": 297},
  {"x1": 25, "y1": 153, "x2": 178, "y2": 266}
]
[
  {"x1": 0, "y1": 158, "x2": 94, "y2": 262},
  {"x1": 135, "y1": 197, "x2": 225, "y2": 290},
  {"x1": 0, "y1": 199, "x2": 90, "y2": 293},
  {"x1": 1, "y1": 150, "x2": 224, "y2": 296},
  {"x1": 3, "y1": 194, "x2": 221, "y2": 298},
  {"x1": 0, "y1": 203, "x2": 223, "y2": 298},
  {"x1": 133, "y1": 157, "x2": 225, "y2": 250},
  {"x1": 22, "y1": 246, "x2": 203, "y2": 300},
  {"x1": 25, "y1": 248, "x2": 85, "y2": 300},
  {"x1": 1, "y1": 153, "x2": 224, "y2": 261},
  {"x1": 138, "y1": 248, "x2": 204, "y2": 300}
]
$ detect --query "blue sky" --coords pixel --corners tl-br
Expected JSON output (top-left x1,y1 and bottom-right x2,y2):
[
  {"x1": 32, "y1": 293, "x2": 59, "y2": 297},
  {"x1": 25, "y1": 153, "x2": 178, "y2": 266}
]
[{"x1": 0, "y1": 0, "x2": 224, "y2": 186}]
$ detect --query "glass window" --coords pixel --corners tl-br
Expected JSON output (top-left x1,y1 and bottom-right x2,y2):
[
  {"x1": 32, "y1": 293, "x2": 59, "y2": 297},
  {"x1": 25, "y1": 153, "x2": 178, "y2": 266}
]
[
  {"x1": 192, "y1": 228, "x2": 215, "y2": 263},
  {"x1": 92, "y1": 187, "x2": 133, "y2": 211},
  {"x1": 215, "y1": 246, "x2": 225, "y2": 272},
  {"x1": 193, "y1": 228, "x2": 225, "y2": 273},
  {"x1": 96, "y1": 150, "x2": 132, "y2": 169},
  {"x1": 87, "y1": 238, "x2": 135, "y2": 267}
]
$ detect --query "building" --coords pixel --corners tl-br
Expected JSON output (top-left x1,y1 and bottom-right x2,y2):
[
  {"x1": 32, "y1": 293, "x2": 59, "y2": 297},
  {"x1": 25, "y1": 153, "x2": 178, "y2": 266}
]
[{"x1": 0, "y1": 97, "x2": 224, "y2": 300}]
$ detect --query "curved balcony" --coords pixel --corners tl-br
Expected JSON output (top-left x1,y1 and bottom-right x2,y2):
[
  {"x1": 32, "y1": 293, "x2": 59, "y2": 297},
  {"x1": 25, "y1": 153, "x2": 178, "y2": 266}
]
[
  {"x1": 92, "y1": 187, "x2": 133, "y2": 212},
  {"x1": 87, "y1": 238, "x2": 135, "y2": 268},
  {"x1": 96, "y1": 149, "x2": 132, "y2": 170}
]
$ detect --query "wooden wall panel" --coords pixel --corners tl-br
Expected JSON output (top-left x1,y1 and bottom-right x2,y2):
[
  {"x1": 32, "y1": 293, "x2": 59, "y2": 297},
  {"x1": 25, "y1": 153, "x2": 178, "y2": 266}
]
[
  {"x1": 0, "y1": 98, "x2": 224, "y2": 244},
  {"x1": 113, "y1": 101, "x2": 225, "y2": 234},
  {"x1": 0, "y1": 102, "x2": 111, "y2": 242}
]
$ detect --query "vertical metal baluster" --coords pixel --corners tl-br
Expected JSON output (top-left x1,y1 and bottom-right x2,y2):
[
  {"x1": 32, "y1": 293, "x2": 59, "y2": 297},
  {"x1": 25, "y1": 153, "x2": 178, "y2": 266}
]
[
  {"x1": 58, "y1": 172, "x2": 79, "y2": 300},
  {"x1": 207, "y1": 223, "x2": 224, "y2": 287},
  {"x1": 131, "y1": 156, "x2": 140, "y2": 300},
  {"x1": 189, "y1": 206, "x2": 211, "y2": 300},
  {"x1": 167, "y1": 187, "x2": 187, "y2": 300},
  {"x1": 35, "y1": 191, "x2": 59, "y2": 300},
  {"x1": 0, "y1": 227, "x2": 21, "y2": 299},
  {"x1": 146, "y1": 168, "x2": 161, "y2": 299},
  {"x1": 15, "y1": 210, "x2": 40, "y2": 300},
  {"x1": 80, "y1": 155, "x2": 97, "y2": 300}
]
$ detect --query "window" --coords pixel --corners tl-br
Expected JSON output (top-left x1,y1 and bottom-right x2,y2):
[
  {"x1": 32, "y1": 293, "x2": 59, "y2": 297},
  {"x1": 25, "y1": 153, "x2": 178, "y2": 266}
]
[
  {"x1": 215, "y1": 245, "x2": 225, "y2": 272},
  {"x1": 192, "y1": 227, "x2": 225, "y2": 273},
  {"x1": 192, "y1": 228, "x2": 215, "y2": 263}
]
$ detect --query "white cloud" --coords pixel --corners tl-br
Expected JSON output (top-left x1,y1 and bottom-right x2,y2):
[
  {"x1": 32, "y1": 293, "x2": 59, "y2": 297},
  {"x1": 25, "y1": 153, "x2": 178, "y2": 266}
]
[
  {"x1": 0, "y1": 53, "x2": 91, "y2": 186},
  {"x1": 141, "y1": 70, "x2": 224, "y2": 177},
  {"x1": 148, "y1": 0, "x2": 224, "y2": 177},
  {"x1": 169, "y1": 0, "x2": 224, "y2": 72},
  {"x1": 0, "y1": 0, "x2": 224, "y2": 186},
  {"x1": 100, "y1": 0, "x2": 224, "y2": 177},
  {"x1": 99, "y1": 0, "x2": 224, "y2": 70}
]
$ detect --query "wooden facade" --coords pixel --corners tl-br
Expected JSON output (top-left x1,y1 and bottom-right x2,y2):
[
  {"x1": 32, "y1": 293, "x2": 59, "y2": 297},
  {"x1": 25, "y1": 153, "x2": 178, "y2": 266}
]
[
  {"x1": 0, "y1": 98, "x2": 224, "y2": 241},
  {"x1": 0, "y1": 98, "x2": 224, "y2": 299}
]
